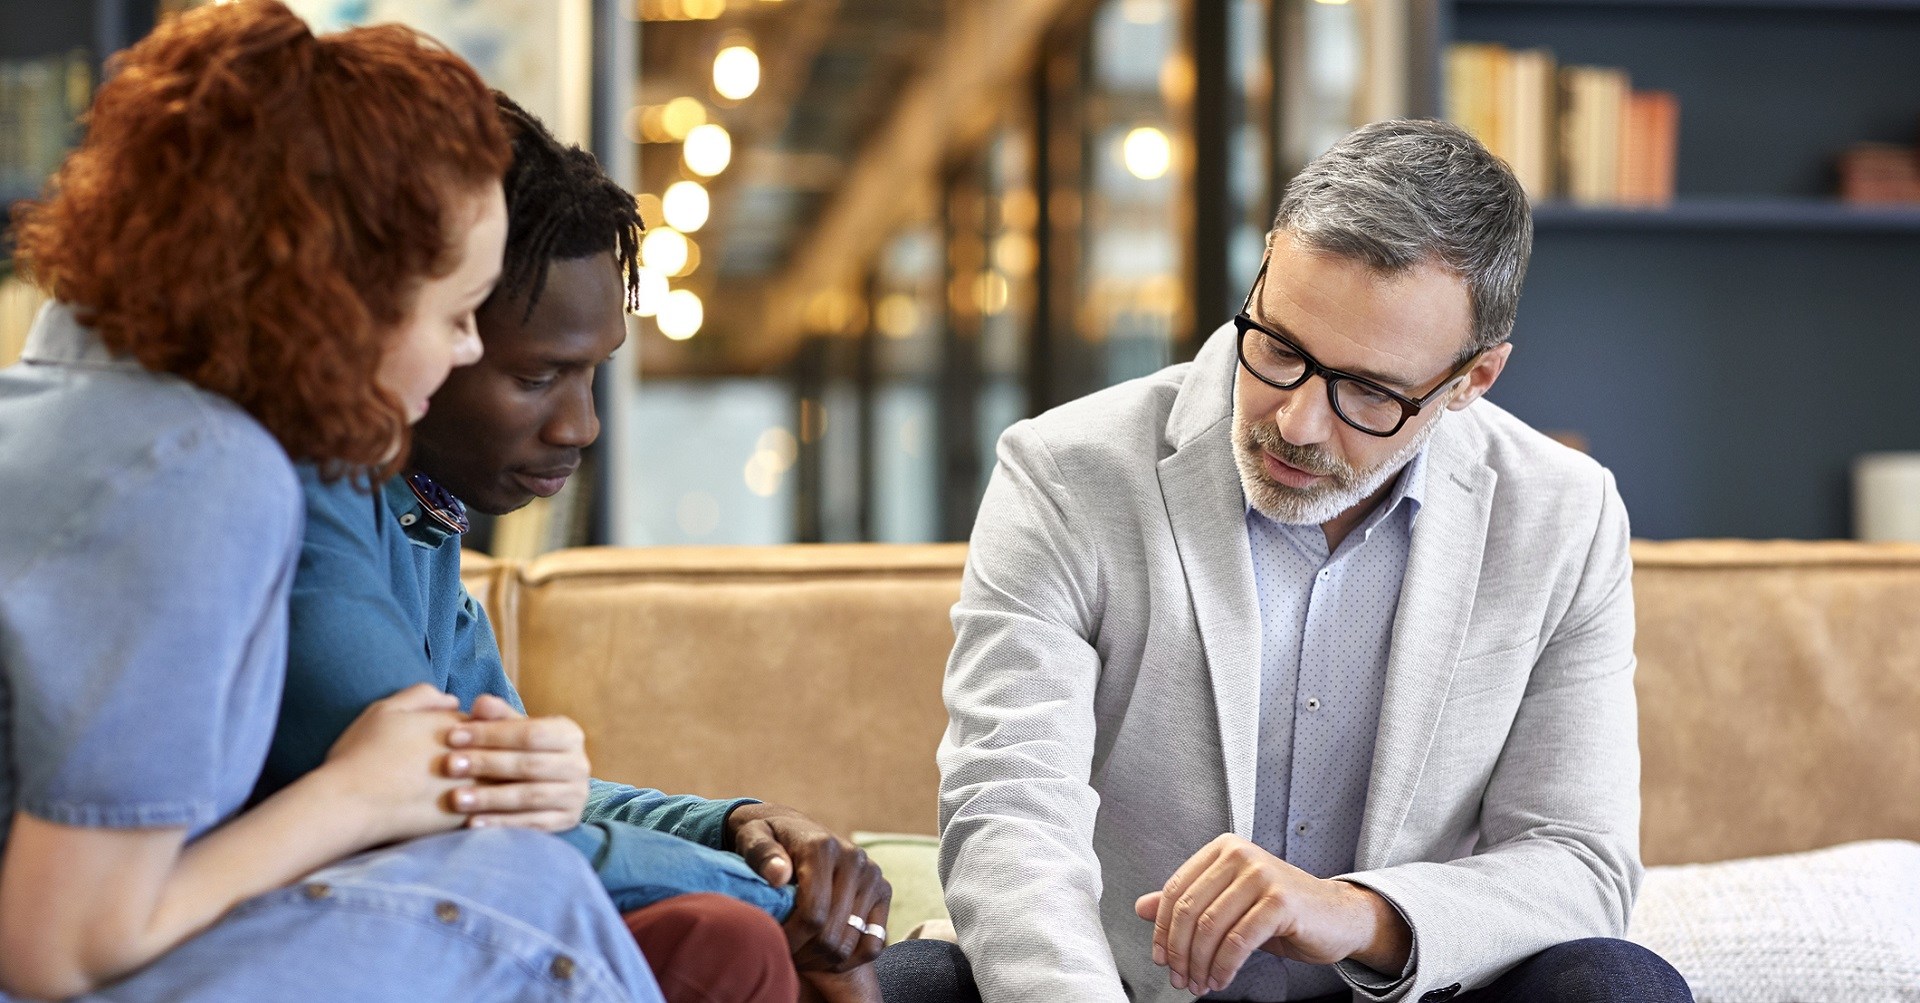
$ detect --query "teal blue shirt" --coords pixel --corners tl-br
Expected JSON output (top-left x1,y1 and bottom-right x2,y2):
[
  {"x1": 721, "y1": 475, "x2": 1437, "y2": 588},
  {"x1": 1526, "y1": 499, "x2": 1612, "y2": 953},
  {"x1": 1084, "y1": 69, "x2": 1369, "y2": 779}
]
[{"x1": 265, "y1": 468, "x2": 794, "y2": 918}]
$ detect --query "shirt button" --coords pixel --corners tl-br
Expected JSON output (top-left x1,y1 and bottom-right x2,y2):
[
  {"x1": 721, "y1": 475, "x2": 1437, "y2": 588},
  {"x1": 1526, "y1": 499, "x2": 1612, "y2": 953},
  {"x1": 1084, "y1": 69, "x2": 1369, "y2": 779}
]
[
  {"x1": 549, "y1": 955, "x2": 576, "y2": 981},
  {"x1": 302, "y1": 882, "x2": 331, "y2": 900},
  {"x1": 1296, "y1": 822, "x2": 1309, "y2": 834},
  {"x1": 1305, "y1": 697, "x2": 1321, "y2": 711},
  {"x1": 399, "y1": 512, "x2": 418, "y2": 526},
  {"x1": 1317, "y1": 570, "x2": 1329, "y2": 580},
  {"x1": 434, "y1": 901, "x2": 461, "y2": 923}
]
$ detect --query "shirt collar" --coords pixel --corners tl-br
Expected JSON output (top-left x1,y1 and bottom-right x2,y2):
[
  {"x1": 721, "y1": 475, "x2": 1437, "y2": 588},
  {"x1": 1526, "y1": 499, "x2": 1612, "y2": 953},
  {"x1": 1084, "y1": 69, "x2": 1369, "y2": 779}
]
[
  {"x1": 1385, "y1": 443, "x2": 1430, "y2": 519},
  {"x1": 384, "y1": 471, "x2": 470, "y2": 547},
  {"x1": 19, "y1": 302, "x2": 143, "y2": 371},
  {"x1": 1246, "y1": 443, "x2": 1431, "y2": 554},
  {"x1": 1349, "y1": 444, "x2": 1429, "y2": 546}
]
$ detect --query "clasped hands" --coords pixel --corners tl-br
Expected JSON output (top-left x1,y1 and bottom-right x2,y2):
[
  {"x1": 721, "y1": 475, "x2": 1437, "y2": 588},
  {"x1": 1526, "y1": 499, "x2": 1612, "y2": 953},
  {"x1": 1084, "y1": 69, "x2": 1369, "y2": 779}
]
[
  {"x1": 1134, "y1": 834, "x2": 1412, "y2": 997},
  {"x1": 322, "y1": 685, "x2": 890, "y2": 975}
]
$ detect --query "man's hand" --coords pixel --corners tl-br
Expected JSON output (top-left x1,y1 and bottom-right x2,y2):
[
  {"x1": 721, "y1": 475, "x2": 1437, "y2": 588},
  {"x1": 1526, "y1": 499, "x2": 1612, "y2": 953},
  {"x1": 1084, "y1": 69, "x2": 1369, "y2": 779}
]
[
  {"x1": 441, "y1": 694, "x2": 591, "y2": 831},
  {"x1": 1133, "y1": 834, "x2": 1412, "y2": 996},
  {"x1": 726, "y1": 803, "x2": 891, "y2": 973},
  {"x1": 320, "y1": 683, "x2": 471, "y2": 845}
]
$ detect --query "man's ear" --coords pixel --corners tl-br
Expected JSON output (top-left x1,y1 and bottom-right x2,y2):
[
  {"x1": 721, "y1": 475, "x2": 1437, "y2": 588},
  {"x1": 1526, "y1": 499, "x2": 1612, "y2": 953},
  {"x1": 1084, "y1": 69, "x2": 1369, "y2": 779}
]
[{"x1": 1447, "y1": 341, "x2": 1512, "y2": 411}]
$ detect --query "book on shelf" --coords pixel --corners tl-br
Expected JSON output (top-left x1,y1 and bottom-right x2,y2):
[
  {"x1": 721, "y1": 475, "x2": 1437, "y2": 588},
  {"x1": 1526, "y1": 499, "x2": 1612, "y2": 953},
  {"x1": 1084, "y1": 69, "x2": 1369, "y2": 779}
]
[
  {"x1": 1447, "y1": 42, "x2": 1678, "y2": 210},
  {"x1": 1561, "y1": 66, "x2": 1627, "y2": 206},
  {"x1": 1837, "y1": 142, "x2": 1920, "y2": 204},
  {"x1": 1618, "y1": 90, "x2": 1678, "y2": 206}
]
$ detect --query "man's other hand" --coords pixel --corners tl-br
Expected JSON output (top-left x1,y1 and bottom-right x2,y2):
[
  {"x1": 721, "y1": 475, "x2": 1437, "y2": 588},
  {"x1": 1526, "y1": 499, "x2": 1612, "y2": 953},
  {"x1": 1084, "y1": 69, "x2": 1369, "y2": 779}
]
[
  {"x1": 726, "y1": 803, "x2": 891, "y2": 973},
  {"x1": 441, "y1": 694, "x2": 591, "y2": 831},
  {"x1": 1134, "y1": 834, "x2": 1412, "y2": 996}
]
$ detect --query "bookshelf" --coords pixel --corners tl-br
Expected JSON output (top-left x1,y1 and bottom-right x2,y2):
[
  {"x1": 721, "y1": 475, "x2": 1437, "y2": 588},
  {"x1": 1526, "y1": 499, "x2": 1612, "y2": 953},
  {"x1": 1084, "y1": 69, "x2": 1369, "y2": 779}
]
[
  {"x1": 1, "y1": 2, "x2": 156, "y2": 260},
  {"x1": 1532, "y1": 197, "x2": 1920, "y2": 232},
  {"x1": 1455, "y1": 0, "x2": 1920, "y2": 10},
  {"x1": 1424, "y1": 0, "x2": 1920, "y2": 539}
]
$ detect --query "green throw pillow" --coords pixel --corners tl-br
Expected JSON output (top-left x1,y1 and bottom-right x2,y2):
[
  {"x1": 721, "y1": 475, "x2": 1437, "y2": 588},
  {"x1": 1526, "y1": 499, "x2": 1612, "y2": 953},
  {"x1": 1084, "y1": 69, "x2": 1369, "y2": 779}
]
[{"x1": 853, "y1": 832, "x2": 948, "y2": 944}]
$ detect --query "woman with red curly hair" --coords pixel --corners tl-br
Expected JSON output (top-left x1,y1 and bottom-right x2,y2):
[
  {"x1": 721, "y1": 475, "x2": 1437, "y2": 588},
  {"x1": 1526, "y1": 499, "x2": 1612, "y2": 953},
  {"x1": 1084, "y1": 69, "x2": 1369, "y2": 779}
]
[{"x1": 0, "y1": 3, "x2": 662, "y2": 1000}]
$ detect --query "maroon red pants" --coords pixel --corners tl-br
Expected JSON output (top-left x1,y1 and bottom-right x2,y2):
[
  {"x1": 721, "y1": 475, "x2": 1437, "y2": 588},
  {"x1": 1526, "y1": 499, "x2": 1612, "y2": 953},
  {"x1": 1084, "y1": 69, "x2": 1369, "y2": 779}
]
[{"x1": 624, "y1": 894, "x2": 800, "y2": 1003}]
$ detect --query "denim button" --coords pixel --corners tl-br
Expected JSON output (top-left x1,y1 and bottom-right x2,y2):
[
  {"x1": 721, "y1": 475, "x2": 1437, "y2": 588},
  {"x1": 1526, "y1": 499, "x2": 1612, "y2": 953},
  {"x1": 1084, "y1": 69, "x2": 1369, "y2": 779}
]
[
  {"x1": 549, "y1": 955, "x2": 575, "y2": 981},
  {"x1": 435, "y1": 901, "x2": 460, "y2": 923},
  {"x1": 302, "y1": 882, "x2": 331, "y2": 900}
]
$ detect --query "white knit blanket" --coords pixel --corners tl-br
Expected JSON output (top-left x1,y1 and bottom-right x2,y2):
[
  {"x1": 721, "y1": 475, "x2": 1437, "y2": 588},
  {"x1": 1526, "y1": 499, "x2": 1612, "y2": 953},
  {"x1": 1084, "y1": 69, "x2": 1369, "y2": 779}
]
[{"x1": 1628, "y1": 840, "x2": 1920, "y2": 1002}]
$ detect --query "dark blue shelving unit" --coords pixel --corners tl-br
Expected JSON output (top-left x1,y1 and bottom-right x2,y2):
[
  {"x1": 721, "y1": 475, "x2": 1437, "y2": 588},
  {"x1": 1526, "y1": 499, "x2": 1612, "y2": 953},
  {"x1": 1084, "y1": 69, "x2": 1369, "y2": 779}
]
[
  {"x1": 1, "y1": 2, "x2": 159, "y2": 260},
  {"x1": 1457, "y1": 0, "x2": 1920, "y2": 10},
  {"x1": 1532, "y1": 198, "x2": 1920, "y2": 232},
  {"x1": 1424, "y1": 0, "x2": 1920, "y2": 540}
]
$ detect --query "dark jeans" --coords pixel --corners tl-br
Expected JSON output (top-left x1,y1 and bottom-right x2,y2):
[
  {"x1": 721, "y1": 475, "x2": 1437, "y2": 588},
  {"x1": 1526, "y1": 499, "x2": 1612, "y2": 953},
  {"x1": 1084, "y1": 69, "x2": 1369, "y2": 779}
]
[{"x1": 873, "y1": 937, "x2": 1692, "y2": 1003}]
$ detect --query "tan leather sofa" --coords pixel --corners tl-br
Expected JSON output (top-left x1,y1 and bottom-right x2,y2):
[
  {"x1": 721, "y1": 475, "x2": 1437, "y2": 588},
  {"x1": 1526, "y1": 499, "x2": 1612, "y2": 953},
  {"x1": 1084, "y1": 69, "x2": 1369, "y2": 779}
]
[{"x1": 462, "y1": 539, "x2": 1920, "y2": 868}]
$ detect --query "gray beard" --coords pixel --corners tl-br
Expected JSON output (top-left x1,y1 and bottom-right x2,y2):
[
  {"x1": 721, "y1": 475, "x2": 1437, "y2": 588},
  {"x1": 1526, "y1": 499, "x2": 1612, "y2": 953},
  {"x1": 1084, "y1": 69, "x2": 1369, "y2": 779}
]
[{"x1": 1231, "y1": 405, "x2": 1445, "y2": 526}]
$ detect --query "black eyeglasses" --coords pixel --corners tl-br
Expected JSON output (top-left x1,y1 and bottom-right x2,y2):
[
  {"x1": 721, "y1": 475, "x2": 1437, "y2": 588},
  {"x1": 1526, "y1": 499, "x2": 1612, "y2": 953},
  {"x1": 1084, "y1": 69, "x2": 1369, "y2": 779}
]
[{"x1": 1234, "y1": 255, "x2": 1482, "y2": 438}]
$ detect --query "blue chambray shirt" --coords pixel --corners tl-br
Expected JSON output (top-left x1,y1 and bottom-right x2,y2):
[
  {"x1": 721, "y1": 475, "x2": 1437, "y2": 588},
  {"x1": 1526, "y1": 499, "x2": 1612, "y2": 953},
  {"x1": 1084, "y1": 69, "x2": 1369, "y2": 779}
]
[
  {"x1": 265, "y1": 464, "x2": 795, "y2": 919},
  {"x1": 0, "y1": 304, "x2": 663, "y2": 1001},
  {"x1": 1220, "y1": 449, "x2": 1427, "y2": 1002}
]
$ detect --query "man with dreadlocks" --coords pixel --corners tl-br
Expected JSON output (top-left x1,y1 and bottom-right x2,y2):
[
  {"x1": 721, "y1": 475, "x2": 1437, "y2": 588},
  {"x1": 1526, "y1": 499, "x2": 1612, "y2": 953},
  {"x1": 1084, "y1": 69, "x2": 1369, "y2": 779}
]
[{"x1": 261, "y1": 94, "x2": 889, "y2": 1003}]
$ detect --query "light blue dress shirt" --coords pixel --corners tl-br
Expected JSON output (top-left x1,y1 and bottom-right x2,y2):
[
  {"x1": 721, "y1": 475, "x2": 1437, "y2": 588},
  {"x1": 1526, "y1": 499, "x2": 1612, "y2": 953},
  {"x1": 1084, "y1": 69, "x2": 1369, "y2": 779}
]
[
  {"x1": 0, "y1": 304, "x2": 662, "y2": 1001},
  {"x1": 1219, "y1": 450, "x2": 1427, "y2": 1002}
]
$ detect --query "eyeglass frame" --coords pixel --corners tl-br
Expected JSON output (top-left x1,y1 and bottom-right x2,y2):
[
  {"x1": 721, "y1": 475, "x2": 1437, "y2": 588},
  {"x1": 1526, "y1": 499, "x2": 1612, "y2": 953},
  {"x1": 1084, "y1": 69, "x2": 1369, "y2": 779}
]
[{"x1": 1233, "y1": 254, "x2": 1485, "y2": 438}]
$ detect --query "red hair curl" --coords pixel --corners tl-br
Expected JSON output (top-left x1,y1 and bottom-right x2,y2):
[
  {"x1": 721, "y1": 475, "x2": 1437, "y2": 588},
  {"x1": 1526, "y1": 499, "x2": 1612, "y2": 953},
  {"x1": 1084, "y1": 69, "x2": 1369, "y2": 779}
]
[{"x1": 10, "y1": 0, "x2": 510, "y2": 477}]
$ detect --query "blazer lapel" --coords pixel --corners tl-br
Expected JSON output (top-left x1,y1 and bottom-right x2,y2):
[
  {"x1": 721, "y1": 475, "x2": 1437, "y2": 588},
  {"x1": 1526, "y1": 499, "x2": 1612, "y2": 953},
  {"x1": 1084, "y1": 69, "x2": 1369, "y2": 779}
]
[
  {"x1": 1355, "y1": 415, "x2": 1496, "y2": 868},
  {"x1": 1158, "y1": 325, "x2": 1263, "y2": 838}
]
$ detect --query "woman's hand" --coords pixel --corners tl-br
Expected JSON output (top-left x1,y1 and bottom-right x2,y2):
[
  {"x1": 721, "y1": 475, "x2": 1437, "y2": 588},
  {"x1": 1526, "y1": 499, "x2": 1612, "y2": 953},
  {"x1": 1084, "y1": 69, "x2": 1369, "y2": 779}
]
[
  {"x1": 440, "y1": 694, "x2": 592, "y2": 833},
  {"x1": 318, "y1": 683, "x2": 472, "y2": 845}
]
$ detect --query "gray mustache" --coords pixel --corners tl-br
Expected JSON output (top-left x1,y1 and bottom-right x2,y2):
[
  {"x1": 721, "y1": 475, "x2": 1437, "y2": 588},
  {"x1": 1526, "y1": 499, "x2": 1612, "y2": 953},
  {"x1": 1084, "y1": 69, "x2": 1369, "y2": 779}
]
[{"x1": 1246, "y1": 421, "x2": 1349, "y2": 480}]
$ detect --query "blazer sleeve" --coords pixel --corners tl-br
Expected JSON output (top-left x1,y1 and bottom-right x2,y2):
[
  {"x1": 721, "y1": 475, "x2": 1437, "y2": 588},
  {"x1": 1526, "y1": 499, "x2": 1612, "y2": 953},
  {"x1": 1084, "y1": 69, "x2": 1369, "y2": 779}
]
[
  {"x1": 1334, "y1": 469, "x2": 1642, "y2": 1002},
  {"x1": 937, "y1": 420, "x2": 1130, "y2": 1003}
]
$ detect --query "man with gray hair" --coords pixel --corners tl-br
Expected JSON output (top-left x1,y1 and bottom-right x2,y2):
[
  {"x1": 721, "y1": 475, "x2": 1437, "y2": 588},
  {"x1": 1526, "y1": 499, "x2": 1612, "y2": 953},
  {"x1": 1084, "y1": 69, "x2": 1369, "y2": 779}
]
[{"x1": 905, "y1": 121, "x2": 1691, "y2": 1003}]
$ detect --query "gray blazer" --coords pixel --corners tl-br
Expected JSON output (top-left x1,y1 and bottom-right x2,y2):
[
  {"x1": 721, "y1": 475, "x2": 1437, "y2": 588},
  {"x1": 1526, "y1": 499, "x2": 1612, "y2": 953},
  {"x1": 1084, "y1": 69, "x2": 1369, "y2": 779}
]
[{"x1": 937, "y1": 324, "x2": 1641, "y2": 1003}]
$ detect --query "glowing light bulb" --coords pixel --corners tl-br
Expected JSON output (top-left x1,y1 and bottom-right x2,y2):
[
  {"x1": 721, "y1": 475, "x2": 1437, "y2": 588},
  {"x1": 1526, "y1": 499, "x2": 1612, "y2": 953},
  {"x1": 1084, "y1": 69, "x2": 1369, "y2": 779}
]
[
  {"x1": 683, "y1": 123, "x2": 732, "y2": 177},
  {"x1": 1122, "y1": 126, "x2": 1171, "y2": 181},
  {"x1": 660, "y1": 97, "x2": 706, "y2": 140},
  {"x1": 713, "y1": 46, "x2": 761, "y2": 101},
  {"x1": 632, "y1": 267, "x2": 670, "y2": 317},
  {"x1": 641, "y1": 227, "x2": 690, "y2": 275},
  {"x1": 662, "y1": 180, "x2": 710, "y2": 232},
  {"x1": 875, "y1": 294, "x2": 920, "y2": 338},
  {"x1": 658, "y1": 289, "x2": 704, "y2": 340}
]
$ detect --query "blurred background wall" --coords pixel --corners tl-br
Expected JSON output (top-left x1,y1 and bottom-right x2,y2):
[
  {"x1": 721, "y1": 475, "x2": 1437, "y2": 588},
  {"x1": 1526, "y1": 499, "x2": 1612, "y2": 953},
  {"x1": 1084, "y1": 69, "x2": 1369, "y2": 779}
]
[{"x1": 5, "y1": 0, "x2": 1918, "y2": 550}]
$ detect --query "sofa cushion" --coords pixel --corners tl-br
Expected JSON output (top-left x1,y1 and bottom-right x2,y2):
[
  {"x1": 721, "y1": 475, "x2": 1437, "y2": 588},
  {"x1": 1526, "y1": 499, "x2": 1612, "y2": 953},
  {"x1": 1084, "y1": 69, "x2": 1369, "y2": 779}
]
[
  {"x1": 852, "y1": 832, "x2": 949, "y2": 944},
  {"x1": 1632, "y1": 541, "x2": 1920, "y2": 865},
  {"x1": 458, "y1": 549, "x2": 519, "y2": 683},
  {"x1": 1628, "y1": 840, "x2": 1920, "y2": 1002},
  {"x1": 466, "y1": 541, "x2": 1920, "y2": 864},
  {"x1": 507, "y1": 545, "x2": 965, "y2": 838}
]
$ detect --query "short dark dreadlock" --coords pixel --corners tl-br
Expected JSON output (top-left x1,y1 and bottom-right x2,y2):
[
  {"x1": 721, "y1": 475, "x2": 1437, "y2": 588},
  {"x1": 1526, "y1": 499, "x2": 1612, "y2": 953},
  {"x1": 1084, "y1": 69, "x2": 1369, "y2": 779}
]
[{"x1": 492, "y1": 92, "x2": 644, "y2": 320}]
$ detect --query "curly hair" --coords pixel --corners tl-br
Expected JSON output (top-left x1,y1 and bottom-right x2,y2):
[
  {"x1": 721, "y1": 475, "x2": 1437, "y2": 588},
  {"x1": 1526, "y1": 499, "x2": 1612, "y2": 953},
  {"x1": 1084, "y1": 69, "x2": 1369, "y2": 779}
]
[
  {"x1": 493, "y1": 92, "x2": 644, "y2": 321},
  {"x1": 9, "y1": 0, "x2": 510, "y2": 477}
]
